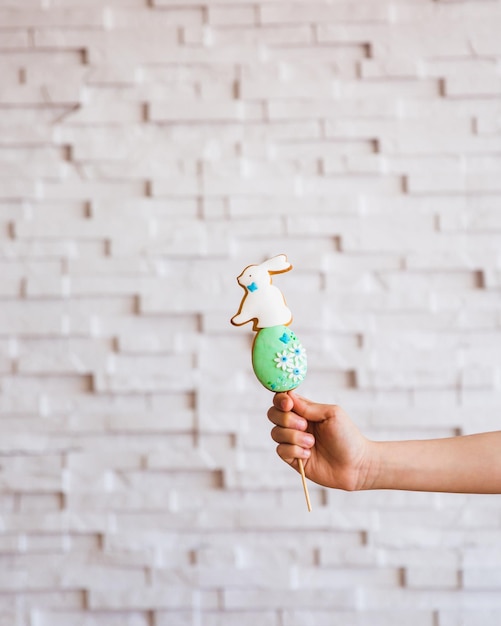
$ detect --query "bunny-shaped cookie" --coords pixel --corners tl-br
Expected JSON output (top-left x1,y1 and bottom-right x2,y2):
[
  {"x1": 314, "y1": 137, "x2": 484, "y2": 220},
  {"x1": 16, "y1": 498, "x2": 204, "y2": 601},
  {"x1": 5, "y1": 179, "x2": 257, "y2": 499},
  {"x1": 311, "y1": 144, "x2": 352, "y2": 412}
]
[{"x1": 231, "y1": 254, "x2": 293, "y2": 331}]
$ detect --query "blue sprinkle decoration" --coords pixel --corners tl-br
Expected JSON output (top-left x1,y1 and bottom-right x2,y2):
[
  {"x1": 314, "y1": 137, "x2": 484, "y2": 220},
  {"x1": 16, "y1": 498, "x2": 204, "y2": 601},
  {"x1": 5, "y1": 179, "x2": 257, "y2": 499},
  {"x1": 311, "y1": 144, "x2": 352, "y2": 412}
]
[
  {"x1": 247, "y1": 282, "x2": 258, "y2": 292},
  {"x1": 279, "y1": 333, "x2": 290, "y2": 344}
]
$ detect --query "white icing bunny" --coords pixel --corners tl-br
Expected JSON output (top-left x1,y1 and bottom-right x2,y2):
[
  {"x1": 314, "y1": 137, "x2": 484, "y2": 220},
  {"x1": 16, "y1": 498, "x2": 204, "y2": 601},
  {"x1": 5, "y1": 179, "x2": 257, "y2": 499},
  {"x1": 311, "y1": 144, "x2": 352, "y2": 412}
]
[{"x1": 231, "y1": 254, "x2": 293, "y2": 330}]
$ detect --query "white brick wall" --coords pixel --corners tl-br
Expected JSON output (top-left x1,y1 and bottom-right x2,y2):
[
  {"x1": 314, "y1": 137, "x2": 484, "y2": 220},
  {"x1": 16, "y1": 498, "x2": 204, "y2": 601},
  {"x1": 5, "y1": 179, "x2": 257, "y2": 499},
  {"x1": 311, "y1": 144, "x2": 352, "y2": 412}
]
[{"x1": 0, "y1": 0, "x2": 501, "y2": 624}]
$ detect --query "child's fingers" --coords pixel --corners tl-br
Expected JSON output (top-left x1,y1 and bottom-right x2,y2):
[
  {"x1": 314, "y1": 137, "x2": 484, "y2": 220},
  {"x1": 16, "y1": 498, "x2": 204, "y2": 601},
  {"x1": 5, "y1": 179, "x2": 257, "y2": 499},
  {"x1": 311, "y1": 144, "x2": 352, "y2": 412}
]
[
  {"x1": 270, "y1": 425, "x2": 314, "y2": 449},
  {"x1": 267, "y1": 406, "x2": 308, "y2": 431},
  {"x1": 273, "y1": 392, "x2": 294, "y2": 412},
  {"x1": 275, "y1": 442, "x2": 311, "y2": 465},
  {"x1": 288, "y1": 391, "x2": 338, "y2": 424}
]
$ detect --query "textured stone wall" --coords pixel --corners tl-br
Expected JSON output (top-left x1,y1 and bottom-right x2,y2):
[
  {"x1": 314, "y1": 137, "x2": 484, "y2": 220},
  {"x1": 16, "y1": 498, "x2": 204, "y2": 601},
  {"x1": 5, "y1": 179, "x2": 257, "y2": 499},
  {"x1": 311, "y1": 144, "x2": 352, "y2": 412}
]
[{"x1": 1, "y1": 0, "x2": 501, "y2": 624}]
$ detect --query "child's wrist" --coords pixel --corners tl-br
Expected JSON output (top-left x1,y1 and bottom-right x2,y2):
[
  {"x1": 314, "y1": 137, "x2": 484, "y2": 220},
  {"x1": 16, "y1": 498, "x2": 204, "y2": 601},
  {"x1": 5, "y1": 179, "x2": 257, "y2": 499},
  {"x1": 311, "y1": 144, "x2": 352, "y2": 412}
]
[{"x1": 358, "y1": 440, "x2": 384, "y2": 491}]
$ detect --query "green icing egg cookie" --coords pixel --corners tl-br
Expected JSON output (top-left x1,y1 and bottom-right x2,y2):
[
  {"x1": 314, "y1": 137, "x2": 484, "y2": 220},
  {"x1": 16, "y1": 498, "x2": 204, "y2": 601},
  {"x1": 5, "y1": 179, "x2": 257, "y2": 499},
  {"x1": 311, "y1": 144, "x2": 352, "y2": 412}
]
[{"x1": 252, "y1": 325, "x2": 307, "y2": 392}]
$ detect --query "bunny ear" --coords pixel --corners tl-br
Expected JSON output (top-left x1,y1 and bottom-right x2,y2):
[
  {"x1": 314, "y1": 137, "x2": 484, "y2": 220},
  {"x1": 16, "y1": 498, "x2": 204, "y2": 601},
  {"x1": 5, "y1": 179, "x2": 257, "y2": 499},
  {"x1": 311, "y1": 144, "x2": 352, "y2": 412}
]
[{"x1": 259, "y1": 254, "x2": 292, "y2": 274}]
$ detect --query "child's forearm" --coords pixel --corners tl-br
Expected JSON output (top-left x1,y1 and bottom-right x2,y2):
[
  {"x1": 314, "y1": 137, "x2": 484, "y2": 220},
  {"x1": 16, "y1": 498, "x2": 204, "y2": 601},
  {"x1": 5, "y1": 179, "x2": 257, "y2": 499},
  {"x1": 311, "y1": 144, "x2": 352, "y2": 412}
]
[{"x1": 367, "y1": 432, "x2": 501, "y2": 494}]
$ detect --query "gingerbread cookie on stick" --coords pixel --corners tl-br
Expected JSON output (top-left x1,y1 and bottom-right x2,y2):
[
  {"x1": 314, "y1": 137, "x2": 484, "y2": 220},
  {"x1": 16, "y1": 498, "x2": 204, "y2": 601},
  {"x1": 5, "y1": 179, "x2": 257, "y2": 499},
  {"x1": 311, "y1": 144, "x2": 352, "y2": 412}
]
[{"x1": 231, "y1": 254, "x2": 311, "y2": 511}]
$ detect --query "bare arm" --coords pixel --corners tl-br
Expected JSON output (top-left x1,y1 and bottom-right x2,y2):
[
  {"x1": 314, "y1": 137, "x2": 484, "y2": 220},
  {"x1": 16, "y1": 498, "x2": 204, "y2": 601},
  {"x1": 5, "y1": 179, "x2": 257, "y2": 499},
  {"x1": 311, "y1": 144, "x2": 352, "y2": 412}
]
[
  {"x1": 268, "y1": 392, "x2": 501, "y2": 494},
  {"x1": 371, "y1": 432, "x2": 501, "y2": 494}
]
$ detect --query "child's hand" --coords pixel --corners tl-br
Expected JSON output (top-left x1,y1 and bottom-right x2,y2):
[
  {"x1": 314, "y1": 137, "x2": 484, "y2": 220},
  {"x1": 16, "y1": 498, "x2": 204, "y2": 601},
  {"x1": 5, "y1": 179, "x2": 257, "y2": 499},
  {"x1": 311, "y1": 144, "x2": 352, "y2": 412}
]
[{"x1": 267, "y1": 391, "x2": 375, "y2": 491}]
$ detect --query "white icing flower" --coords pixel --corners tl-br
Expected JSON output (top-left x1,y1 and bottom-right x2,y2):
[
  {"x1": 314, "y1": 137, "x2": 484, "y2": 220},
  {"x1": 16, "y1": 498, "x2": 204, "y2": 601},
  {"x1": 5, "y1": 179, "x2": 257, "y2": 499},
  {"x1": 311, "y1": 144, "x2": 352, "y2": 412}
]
[
  {"x1": 288, "y1": 365, "x2": 305, "y2": 384},
  {"x1": 274, "y1": 350, "x2": 292, "y2": 371},
  {"x1": 288, "y1": 342, "x2": 306, "y2": 363}
]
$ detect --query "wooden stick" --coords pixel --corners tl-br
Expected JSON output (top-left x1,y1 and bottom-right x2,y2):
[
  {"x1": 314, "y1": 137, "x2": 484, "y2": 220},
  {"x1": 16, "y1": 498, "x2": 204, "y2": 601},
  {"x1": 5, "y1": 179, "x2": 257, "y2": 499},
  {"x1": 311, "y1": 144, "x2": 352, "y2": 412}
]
[{"x1": 297, "y1": 458, "x2": 312, "y2": 512}]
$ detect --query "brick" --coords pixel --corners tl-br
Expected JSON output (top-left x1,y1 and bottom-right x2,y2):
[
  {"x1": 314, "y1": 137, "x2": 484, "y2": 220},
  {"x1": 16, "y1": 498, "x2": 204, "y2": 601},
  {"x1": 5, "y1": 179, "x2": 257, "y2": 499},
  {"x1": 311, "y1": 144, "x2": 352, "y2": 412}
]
[
  {"x1": 373, "y1": 526, "x2": 501, "y2": 551},
  {"x1": 341, "y1": 211, "x2": 436, "y2": 253},
  {"x1": 419, "y1": 56, "x2": 497, "y2": 79},
  {"x1": 266, "y1": 42, "x2": 368, "y2": 64},
  {"x1": 155, "y1": 562, "x2": 292, "y2": 590},
  {"x1": 469, "y1": 19, "x2": 501, "y2": 54},
  {"x1": 0, "y1": 276, "x2": 20, "y2": 297},
  {"x1": 3, "y1": 50, "x2": 83, "y2": 70},
  {"x1": 113, "y1": 219, "x2": 230, "y2": 257},
  {"x1": 476, "y1": 112, "x2": 501, "y2": 134},
  {"x1": 0, "y1": 178, "x2": 39, "y2": 199},
  {"x1": 463, "y1": 547, "x2": 501, "y2": 568},
  {"x1": 1, "y1": 511, "x2": 112, "y2": 533},
  {"x1": 356, "y1": 366, "x2": 458, "y2": 392},
  {"x1": 239, "y1": 506, "x2": 376, "y2": 532},
  {"x1": 39, "y1": 178, "x2": 146, "y2": 200},
  {"x1": 89, "y1": 587, "x2": 219, "y2": 610},
  {"x1": 108, "y1": 6, "x2": 203, "y2": 29},
  {"x1": 445, "y1": 70, "x2": 501, "y2": 98},
  {"x1": 23, "y1": 274, "x2": 71, "y2": 298},
  {"x1": 267, "y1": 97, "x2": 396, "y2": 122},
  {"x1": 156, "y1": 611, "x2": 278, "y2": 626},
  {"x1": 360, "y1": 58, "x2": 419, "y2": 79},
  {"x1": 0, "y1": 454, "x2": 63, "y2": 492},
  {"x1": 438, "y1": 610, "x2": 501, "y2": 626},
  {"x1": 362, "y1": 588, "x2": 501, "y2": 611},
  {"x1": 0, "y1": 557, "x2": 145, "y2": 592},
  {"x1": 208, "y1": 5, "x2": 257, "y2": 26},
  {"x1": 274, "y1": 140, "x2": 375, "y2": 163},
  {"x1": 0, "y1": 7, "x2": 105, "y2": 28},
  {"x1": 204, "y1": 24, "x2": 313, "y2": 47},
  {"x1": 230, "y1": 195, "x2": 360, "y2": 217},
  {"x1": 224, "y1": 587, "x2": 358, "y2": 611},
  {"x1": 404, "y1": 567, "x2": 460, "y2": 589},
  {"x1": 0, "y1": 301, "x2": 66, "y2": 335},
  {"x1": 140, "y1": 62, "x2": 235, "y2": 92},
  {"x1": 15, "y1": 216, "x2": 150, "y2": 240},
  {"x1": 91, "y1": 197, "x2": 199, "y2": 219},
  {"x1": 0, "y1": 82, "x2": 83, "y2": 106},
  {"x1": 147, "y1": 435, "x2": 235, "y2": 470},
  {"x1": 296, "y1": 565, "x2": 401, "y2": 589},
  {"x1": 307, "y1": 173, "x2": 403, "y2": 197},
  {"x1": 86, "y1": 63, "x2": 139, "y2": 86},
  {"x1": 149, "y1": 0, "x2": 272, "y2": 4},
  {"x1": 383, "y1": 154, "x2": 462, "y2": 177},
  {"x1": 18, "y1": 591, "x2": 86, "y2": 614},
  {"x1": 17, "y1": 337, "x2": 111, "y2": 374},
  {"x1": 261, "y1": 3, "x2": 390, "y2": 25},
  {"x1": 400, "y1": 96, "x2": 501, "y2": 122},
  {"x1": 392, "y1": 3, "x2": 501, "y2": 22},
  {"x1": 240, "y1": 63, "x2": 356, "y2": 100},
  {"x1": 439, "y1": 199, "x2": 501, "y2": 230},
  {"x1": 107, "y1": 409, "x2": 197, "y2": 434},
  {"x1": 384, "y1": 547, "x2": 460, "y2": 570},
  {"x1": 93, "y1": 376, "x2": 195, "y2": 396},
  {"x1": 33, "y1": 28, "x2": 108, "y2": 52},
  {"x1": 0, "y1": 123, "x2": 54, "y2": 146},
  {"x1": 416, "y1": 172, "x2": 501, "y2": 193},
  {"x1": 463, "y1": 567, "x2": 501, "y2": 589},
  {"x1": 152, "y1": 611, "x2": 198, "y2": 626},
  {"x1": 282, "y1": 610, "x2": 435, "y2": 626},
  {"x1": 148, "y1": 100, "x2": 261, "y2": 123},
  {"x1": 0, "y1": 63, "x2": 23, "y2": 85},
  {"x1": 0, "y1": 30, "x2": 30, "y2": 49},
  {"x1": 34, "y1": 612, "x2": 149, "y2": 626},
  {"x1": 23, "y1": 62, "x2": 88, "y2": 90},
  {"x1": 25, "y1": 533, "x2": 98, "y2": 553},
  {"x1": 62, "y1": 100, "x2": 143, "y2": 125}
]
